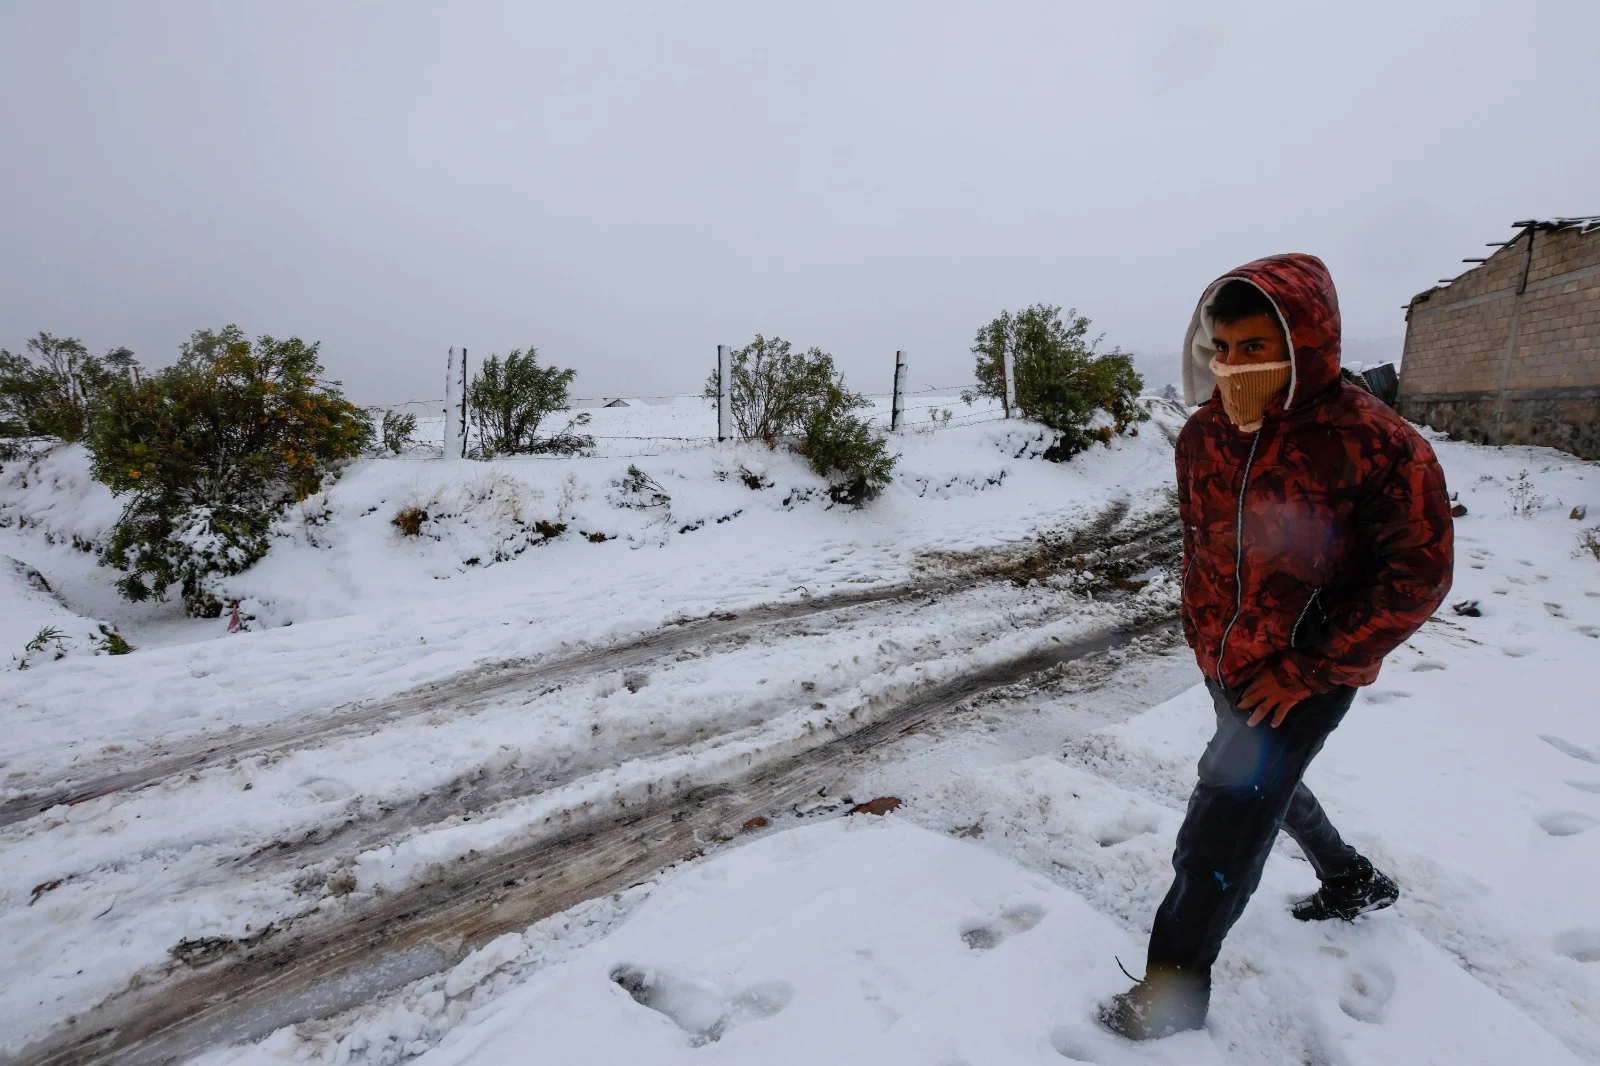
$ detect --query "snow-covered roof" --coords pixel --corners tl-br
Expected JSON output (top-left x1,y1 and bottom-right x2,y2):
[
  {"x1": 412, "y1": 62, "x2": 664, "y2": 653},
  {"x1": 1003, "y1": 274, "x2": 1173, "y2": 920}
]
[{"x1": 1510, "y1": 216, "x2": 1600, "y2": 235}]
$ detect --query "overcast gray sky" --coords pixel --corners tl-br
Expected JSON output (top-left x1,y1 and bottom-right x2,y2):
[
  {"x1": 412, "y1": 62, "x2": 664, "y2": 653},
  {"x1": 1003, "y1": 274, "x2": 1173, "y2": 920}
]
[{"x1": 2, "y1": 1, "x2": 1595, "y2": 403}]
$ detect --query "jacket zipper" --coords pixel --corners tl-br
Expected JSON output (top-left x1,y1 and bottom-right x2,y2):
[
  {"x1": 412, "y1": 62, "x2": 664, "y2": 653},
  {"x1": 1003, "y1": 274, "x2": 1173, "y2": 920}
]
[
  {"x1": 1215, "y1": 429, "x2": 1262, "y2": 687},
  {"x1": 1178, "y1": 553, "x2": 1194, "y2": 636},
  {"x1": 1290, "y1": 587, "x2": 1323, "y2": 646}
]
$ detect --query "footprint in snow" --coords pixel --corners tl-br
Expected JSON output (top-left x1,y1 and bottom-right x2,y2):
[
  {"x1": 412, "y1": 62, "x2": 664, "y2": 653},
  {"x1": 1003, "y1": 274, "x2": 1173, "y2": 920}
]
[
  {"x1": 1576, "y1": 625, "x2": 1599, "y2": 639},
  {"x1": 961, "y1": 901, "x2": 1047, "y2": 952},
  {"x1": 1554, "y1": 928, "x2": 1600, "y2": 964},
  {"x1": 1567, "y1": 780, "x2": 1600, "y2": 795},
  {"x1": 1338, "y1": 958, "x2": 1397, "y2": 1024},
  {"x1": 1096, "y1": 810, "x2": 1163, "y2": 848},
  {"x1": 1410, "y1": 661, "x2": 1447, "y2": 672},
  {"x1": 1537, "y1": 810, "x2": 1599, "y2": 837},
  {"x1": 1049, "y1": 1028, "x2": 1115, "y2": 1063},
  {"x1": 1501, "y1": 645, "x2": 1536, "y2": 658},
  {"x1": 1363, "y1": 690, "x2": 1412, "y2": 705},
  {"x1": 296, "y1": 776, "x2": 354, "y2": 804},
  {"x1": 1050, "y1": 1024, "x2": 1188, "y2": 1064},
  {"x1": 610, "y1": 965, "x2": 792, "y2": 1046},
  {"x1": 1540, "y1": 735, "x2": 1600, "y2": 764}
]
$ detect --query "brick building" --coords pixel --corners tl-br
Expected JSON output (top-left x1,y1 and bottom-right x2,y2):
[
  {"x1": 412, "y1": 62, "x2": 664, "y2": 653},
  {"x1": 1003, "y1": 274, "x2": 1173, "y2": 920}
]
[{"x1": 1397, "y1": 216, "x2": 1600, "y2": 459}]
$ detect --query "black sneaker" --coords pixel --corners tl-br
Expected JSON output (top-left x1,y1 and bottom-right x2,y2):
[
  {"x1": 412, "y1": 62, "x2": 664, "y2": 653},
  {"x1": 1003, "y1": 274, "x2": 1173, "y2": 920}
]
[
  {"x1": 1096, "y1": 967, "x2": 1209, "y2": 1040},
  {"x1": 1292, "y1": 858, "x2": 1399, "y2": 922}
]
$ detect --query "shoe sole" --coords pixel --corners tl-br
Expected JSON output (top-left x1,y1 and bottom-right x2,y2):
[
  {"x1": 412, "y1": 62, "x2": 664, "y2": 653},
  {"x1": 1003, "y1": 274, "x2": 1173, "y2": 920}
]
[
  {"x1": 1292, "y1": 892, "x2": 1399, "y2": 923},
  {"x1": 1344, "y1": 894, "x2": 1398, "y2": 920},
  {"x1": 1096, "y1": 1015, "x2": 1206, "y2": 1041}
]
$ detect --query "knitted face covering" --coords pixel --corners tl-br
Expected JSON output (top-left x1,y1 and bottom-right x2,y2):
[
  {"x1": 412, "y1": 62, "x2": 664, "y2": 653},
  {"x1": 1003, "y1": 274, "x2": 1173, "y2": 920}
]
[{"x1": 1209, "y1": 357, "x2": 1291, "y2": 432}]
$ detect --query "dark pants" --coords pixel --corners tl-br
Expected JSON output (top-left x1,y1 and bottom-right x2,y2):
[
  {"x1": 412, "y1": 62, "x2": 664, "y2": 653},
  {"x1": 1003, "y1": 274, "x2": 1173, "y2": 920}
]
[{"x1": 1146, "y1": 680, "x2": 1363, "y2": 981}]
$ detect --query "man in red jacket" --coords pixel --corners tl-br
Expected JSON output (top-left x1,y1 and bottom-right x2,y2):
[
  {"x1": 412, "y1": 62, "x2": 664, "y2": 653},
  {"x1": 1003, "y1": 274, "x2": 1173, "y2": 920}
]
[{"x1": 1099, "y1": 254, "x2": 1454, "y2": 1040}]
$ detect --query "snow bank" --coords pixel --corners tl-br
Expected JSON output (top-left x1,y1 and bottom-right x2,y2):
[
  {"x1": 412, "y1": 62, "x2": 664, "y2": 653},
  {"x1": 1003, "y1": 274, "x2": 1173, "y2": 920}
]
[
  {"x1": 0, "y1": 556, "x2": 120, "y2": 669},
  {"x1": 0, "y1": 446, "x2": 136, "y2": 667},
  {"x1": 230, "y1": 444, "x2": 830, "y2": 629},
  {"x1": 0, "y1": 443, "x2": 121, "y2": 549}
]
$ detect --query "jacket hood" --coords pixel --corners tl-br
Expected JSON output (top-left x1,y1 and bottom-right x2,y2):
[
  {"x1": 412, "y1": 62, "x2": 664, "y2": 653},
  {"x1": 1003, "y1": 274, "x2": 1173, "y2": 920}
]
[{"x1": 1181, "y1": 253, "x2": 1342, "y2": 411}]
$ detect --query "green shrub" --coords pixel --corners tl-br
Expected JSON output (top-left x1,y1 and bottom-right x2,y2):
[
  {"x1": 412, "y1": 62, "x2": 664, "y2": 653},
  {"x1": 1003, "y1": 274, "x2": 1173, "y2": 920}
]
[
  {"x1": 801, "y1": 389, "x2": 896, "y2": 505},
  {"x1": 467, "y1": 347, "x2": 593, "y2": 456},
  {"x1": 612, "y1": 464, "x2": 671, "y2": 509},
  {"x1": 703, "y1": 335, "x2": 896, "y2": 505},
  {"x1": 701, "y1": 335, "x2": 842, "y2": 444},
  {"x1": 1, "y1": 333, "x2": 140, "y2": 442},
  {"x1": 88, "y1": 325, "x2": 371, "y2": 616},
  {"x1": 378, "y1": 409, "x2": 418, "y2": 455},
  {"x1": 25, "y1": 626, "x2": 66, "y2": 655},
  {"x1": 972, "y1": 305, "x2": 1147, "y2": 460}
]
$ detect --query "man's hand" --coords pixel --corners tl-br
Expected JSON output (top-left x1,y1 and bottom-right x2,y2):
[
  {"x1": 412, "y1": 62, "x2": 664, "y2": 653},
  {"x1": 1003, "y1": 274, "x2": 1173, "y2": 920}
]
[{"x1": 1239, "y1": 670, "x2": 1303, "y2": 728}]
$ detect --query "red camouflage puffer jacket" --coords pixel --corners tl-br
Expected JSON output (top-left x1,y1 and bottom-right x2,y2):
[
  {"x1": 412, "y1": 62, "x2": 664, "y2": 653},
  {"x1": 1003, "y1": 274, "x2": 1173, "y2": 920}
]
[{"x1": 1176, "y1": 254, "x2": 1454, "y2": 698}]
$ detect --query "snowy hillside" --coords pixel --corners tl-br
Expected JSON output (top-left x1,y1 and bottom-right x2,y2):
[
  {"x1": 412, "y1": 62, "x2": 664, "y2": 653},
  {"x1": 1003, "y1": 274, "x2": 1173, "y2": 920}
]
[{"x1": 1, "y1": 404, "x2": 1597, "y2": 1066}]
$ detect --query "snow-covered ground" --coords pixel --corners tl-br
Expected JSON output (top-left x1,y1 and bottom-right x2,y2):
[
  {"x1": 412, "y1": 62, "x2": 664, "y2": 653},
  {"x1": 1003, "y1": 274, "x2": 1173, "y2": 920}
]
[{"x1": 2, "y1": 401, "x2": 1597, "y2": 1065}]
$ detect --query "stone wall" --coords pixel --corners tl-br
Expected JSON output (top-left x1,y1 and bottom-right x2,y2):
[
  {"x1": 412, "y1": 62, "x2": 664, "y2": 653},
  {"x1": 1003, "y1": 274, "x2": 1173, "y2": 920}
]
[
  {"x1": 1396, "y1": 389, "x2": 1600, "y2": 459},
  {"x1": 1398, "y1": 223, "x2": 1600, "y2": 459}
]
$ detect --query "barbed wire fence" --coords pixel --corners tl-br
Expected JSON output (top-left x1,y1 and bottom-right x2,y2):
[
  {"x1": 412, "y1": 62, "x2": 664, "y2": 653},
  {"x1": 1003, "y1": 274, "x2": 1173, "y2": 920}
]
[{"x1": 363, "y1": 348, "x2": 1015, "y2": 460}]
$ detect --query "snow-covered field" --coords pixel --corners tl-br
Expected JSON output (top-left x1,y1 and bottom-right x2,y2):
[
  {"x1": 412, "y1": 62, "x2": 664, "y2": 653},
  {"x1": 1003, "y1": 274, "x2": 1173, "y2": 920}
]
[
  {"x1": 2, "y1": 399, "x2": 1597, "y2": 1066},
  {"x1": 393, "y1": 388, "x2": 1001, "y2": 461}
]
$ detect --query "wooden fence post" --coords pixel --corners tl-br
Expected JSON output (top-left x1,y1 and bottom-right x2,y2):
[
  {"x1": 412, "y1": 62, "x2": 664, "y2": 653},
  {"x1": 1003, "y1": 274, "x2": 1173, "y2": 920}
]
[
  {"x1": 717, "y1": 344, "x2": 733, "y2": 442},
  {"x1": 1002, "y1": 347, "x2": 1016, "y2": 418},
  {"x1": 444, "y1": 347, "x2": 471, "y2": 458},
  {"x1": 443, "y1": 347, "x2": 461, "y2": 458},
  {"x1": 458, "y1": 348, "x2": 469, "y2": 457},
  {"x1": 891, "y1": 351, "x2": 908, "y2": 431}
]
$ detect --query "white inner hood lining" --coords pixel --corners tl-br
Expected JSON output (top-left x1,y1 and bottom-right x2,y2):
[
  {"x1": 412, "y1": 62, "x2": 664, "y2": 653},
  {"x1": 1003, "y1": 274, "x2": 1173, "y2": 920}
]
[{"x1": 1181, "y1": 277, "x2": 1300, "y2": 410}]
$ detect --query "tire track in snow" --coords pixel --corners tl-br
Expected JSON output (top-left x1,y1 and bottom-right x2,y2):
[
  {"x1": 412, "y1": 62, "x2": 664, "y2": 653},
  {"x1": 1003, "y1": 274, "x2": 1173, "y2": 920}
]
[
  {"x1": 220, "y1": 592, "x2": 1089, "y2": 882},
  {"x1": 75, "y1": 585, "x2": 1110, "y2": 901},
  {"x1": 0, "y1": 498, "x2": 1170, "y2": 829},
  {"x1": 0, "y1": 596, "x2": 871, "y2": 829},
  {"x1": 11, "y1": 617, "x2": 1174, "y2": 1066}
]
